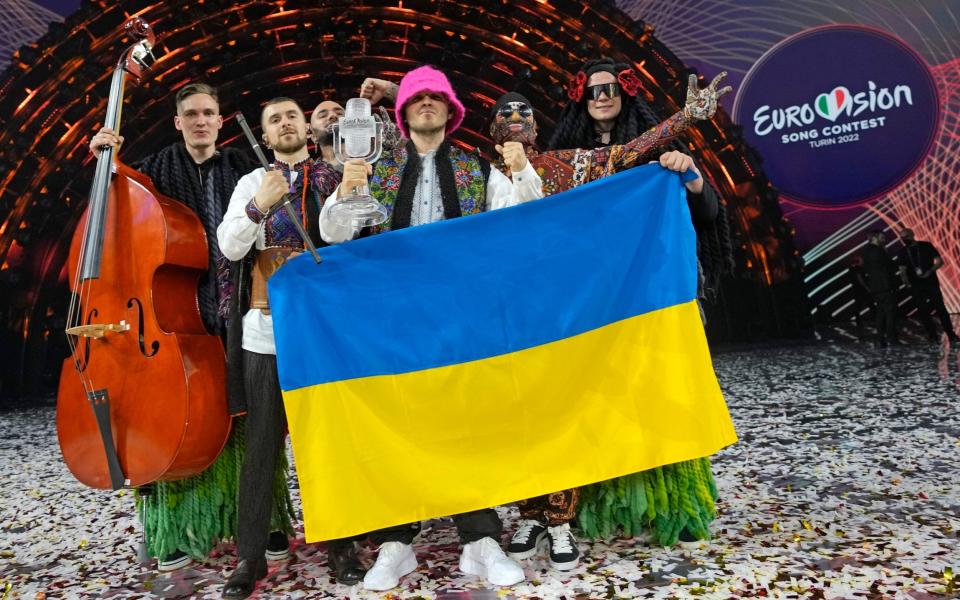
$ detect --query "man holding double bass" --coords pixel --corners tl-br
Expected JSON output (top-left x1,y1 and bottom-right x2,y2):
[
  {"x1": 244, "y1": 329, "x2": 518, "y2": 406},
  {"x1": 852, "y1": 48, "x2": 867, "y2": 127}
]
[{"x1": 87, "y1": 82, "x2": 295, "y2": 571}]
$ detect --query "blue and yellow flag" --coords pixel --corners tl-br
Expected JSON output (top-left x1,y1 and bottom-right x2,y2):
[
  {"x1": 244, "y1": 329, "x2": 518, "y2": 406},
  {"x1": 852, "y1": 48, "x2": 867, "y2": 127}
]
[{"x1": 270, "y1": 164, "x2": 737, "y2": 542}]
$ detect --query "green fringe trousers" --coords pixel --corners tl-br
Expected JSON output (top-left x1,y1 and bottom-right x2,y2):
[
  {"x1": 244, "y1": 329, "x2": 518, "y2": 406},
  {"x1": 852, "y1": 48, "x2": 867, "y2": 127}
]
[
  {"x1": 136, "y1": 417, "x2": 296, "y2": 559},
  {"x1": 576, "y1": 457, "x2": 718, "y2": 546}
]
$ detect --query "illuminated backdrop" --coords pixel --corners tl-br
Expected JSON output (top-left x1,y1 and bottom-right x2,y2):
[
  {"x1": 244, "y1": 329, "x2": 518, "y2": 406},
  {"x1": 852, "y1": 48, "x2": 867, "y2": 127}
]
[{"x1": 15, "y1": 0, "x2": 934, "y2": 397}]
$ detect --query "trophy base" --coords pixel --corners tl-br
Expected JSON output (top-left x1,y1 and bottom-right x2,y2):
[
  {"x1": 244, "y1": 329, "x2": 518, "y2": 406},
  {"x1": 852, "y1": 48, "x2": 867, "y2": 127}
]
[{"x1": 329, "y1": 195, "x2": 389, "y2": 228}]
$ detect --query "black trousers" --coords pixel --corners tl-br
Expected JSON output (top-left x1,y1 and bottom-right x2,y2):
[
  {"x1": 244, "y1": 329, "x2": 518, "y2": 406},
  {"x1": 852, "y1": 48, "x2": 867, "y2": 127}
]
[
  {"x1": 852, "y1": 291, "x2": 875, "y2": 331},
  {"x1": 236, "y1": 351, "x2": 372, "y2": 560},
  {"x1": 912, "y1": 283, "x2": 957, "y2": 337},
  {"x1": 236, "y1": 350, "x2": 288, "y2": 561},
  {"x1": 871, "y1": 290, "x2": 897, "y2": 343},
  {"x1": 369, "y1": 509, "x2": 502, "y2": 546}
]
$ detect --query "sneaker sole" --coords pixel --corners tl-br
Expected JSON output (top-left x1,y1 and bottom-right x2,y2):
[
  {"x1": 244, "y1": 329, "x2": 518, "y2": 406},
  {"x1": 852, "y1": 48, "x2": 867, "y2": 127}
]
[
  {"x1": 362, "y1": 554, "x2": 417, "y2": 591},
  {"x1": 549, "y1": 556, "x2": 580, "y2": 571},
  {"x1": 157, "y1": 555, "x2": 192, "y2": 572},
  {"x1": 459, "y1": 557, "x2": 524, "y2": 586},
  {"x1": 264, "y1": 549, "x2": 289, "y2": 562}
]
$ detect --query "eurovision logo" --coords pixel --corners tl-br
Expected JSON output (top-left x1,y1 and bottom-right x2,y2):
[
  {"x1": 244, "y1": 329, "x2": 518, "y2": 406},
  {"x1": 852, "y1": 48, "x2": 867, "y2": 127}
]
[
  {"x1": 732, "y1": 25, "x2": 939, "y2": 208},
  {"x1": 753, "y1": 80, "x2": 914, "y2": 137},
  {"x1": 816, "y1": 87, "x2": 849, "y2": 121}
]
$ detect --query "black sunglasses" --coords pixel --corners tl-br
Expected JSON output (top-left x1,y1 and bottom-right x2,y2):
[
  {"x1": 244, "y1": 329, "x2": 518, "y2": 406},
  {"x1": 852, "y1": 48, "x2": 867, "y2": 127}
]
[
  {"x1": 496, "y1": 102, "x2": 533, "y2": 119},
  {"x1": 586, "y1": 82, "x2": 621, "y2": 101}
]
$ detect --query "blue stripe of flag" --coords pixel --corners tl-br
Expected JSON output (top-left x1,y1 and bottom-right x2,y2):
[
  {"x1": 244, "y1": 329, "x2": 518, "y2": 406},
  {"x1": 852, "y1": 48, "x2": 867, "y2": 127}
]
[{"x1": 270, "y1": 164, "x2": 698, "y2": 391}]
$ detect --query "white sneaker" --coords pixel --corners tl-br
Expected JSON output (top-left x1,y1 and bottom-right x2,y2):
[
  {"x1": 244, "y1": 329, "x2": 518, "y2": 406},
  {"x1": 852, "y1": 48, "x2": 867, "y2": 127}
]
[
  {"x1": 459, "y1": 536, "x2": 525, "y2": 586},
  {"x1": 362, "y1": 541, "x2": 417, "y2": 591}
]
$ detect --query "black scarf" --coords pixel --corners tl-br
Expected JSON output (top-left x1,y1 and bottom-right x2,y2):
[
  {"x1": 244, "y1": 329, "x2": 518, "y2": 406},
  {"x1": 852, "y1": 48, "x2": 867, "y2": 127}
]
[{"x1": 133, "y1": 143, "x2": 256, "y2": 332}]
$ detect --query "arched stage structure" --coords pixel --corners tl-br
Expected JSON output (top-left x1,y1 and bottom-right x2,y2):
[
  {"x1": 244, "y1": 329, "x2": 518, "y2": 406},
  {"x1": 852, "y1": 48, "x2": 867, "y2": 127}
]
[{"x1": 0, "y1": 0, "x2": 806, "y2": 399}]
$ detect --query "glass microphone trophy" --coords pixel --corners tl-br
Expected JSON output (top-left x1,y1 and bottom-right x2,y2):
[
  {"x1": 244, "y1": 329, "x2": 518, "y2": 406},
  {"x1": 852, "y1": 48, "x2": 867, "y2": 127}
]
[{"x1": 329, "y1": 98, "x2": 389, "y2": 227}]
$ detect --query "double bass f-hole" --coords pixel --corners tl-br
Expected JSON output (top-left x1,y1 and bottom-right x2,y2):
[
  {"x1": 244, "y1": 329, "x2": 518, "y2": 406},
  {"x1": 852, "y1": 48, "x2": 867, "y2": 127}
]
[{"x1": 127, "y1": 297, "x2": 159, "y2": 357}]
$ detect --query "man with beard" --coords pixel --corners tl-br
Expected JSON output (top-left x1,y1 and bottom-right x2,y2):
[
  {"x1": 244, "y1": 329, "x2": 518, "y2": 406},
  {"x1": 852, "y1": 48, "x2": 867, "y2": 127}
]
[
  {"x1": 319, "y1": 65, "x2": 542, "y2": 592},
  {"x1": 485, "y1": 79, "x2": 729, "y2": 569},
  {"x1": 309, "y1": 99, "x2": 402, "y2": 171},
  {"x1": 88, "y1": 83, "x2": 295, "y2": 572},
  {"x1": 217, "y1": 97, "x2": 363, "y2": 598},
  {"x1": 897, "y1": 228, "x2": 959, "y2": 343},
  {"x1": 309, "y1": 99, "x2": 345, "y2": 170}
]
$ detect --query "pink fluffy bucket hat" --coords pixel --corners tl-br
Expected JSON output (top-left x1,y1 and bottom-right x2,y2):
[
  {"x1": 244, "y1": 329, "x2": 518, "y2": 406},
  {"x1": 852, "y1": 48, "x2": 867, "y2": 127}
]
[{"x1": 394, "y1": 65, "x2": 465, "y2": 138}]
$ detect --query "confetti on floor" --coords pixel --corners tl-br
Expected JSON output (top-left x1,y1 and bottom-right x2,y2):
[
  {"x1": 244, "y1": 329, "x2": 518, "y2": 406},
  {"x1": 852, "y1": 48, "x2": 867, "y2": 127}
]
[{"x1": 1, "y1": 338, "x2": 959, "y2": 599}]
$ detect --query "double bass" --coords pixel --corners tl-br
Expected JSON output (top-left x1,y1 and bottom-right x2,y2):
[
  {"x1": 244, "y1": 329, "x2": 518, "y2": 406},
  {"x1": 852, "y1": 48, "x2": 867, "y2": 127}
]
[{"x1": 57, "y1": 18, "x2": 230, "y2": 490}]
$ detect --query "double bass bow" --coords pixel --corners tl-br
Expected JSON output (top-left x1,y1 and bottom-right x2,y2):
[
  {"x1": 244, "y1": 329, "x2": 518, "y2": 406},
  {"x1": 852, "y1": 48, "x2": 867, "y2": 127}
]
[{"x1": 57, "y1": 18, "x2": 230, "y2": 490}]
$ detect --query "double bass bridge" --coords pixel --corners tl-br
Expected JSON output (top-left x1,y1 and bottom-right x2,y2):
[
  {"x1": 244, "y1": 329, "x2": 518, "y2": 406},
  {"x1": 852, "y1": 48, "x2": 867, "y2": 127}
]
[{"x1": 66, "y1": 321, "x2": 130, "y2": 339}]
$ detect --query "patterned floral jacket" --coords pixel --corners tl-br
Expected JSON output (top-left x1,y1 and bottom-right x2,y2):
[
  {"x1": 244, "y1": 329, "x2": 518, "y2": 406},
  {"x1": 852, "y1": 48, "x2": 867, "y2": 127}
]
[{"x1": 368, "y1": 143, "x2": 488, "y2": 232}]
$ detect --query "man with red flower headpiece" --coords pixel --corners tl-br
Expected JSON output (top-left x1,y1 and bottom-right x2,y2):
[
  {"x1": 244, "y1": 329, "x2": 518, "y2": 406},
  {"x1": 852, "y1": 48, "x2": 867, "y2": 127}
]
[{"x1": 486, "y1": 64, "x2": 731, "y2": 568}]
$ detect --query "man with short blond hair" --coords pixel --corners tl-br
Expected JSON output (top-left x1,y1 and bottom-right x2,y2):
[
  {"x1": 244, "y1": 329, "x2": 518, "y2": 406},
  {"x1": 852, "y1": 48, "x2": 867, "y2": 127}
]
[{"x1": 86, "y1": 83, "x2": 299, "y2": 573}]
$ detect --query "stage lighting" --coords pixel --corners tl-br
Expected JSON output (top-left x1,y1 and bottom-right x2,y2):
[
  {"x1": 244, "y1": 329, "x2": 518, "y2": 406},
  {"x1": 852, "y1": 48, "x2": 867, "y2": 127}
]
[
  {"x1": 294, "y1": 25, "x2": 311, "y2": 45},
  {"x1": 14, "y1": 229, "x2": 32, "y2": 247},
  {"x1": 15, "y1": 45, "x2": 39, "y2": 65}
]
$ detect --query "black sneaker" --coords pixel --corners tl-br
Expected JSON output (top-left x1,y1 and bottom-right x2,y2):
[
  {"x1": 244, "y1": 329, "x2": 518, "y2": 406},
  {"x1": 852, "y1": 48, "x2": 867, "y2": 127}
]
[
  {"x1": 158, "y1": 549, "x2": 192, "y2": 572},
  {"x1": 507, "y1": 519, "x2": 547, "y2": 560},
  {"x1": 546, "y1": 523, "x2": 579, "y2": 570},
  {"x1": 265, "y1": 531, "x2": 289, "y2": 561}
]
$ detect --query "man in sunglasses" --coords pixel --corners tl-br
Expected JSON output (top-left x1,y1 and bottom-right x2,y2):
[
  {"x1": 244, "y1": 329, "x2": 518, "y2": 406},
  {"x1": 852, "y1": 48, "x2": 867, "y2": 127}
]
[
  {"x1": 487, "y1": 76, "x2": 729, "y2": 570},
  {"x1": 488, "y1": 70, "x2": 729, "y2": 196}
]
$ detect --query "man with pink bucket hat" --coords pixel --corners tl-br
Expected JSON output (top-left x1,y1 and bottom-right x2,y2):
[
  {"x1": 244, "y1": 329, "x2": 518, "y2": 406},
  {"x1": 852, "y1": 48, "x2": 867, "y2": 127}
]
[{"x1": 319, "y1": 65, "x2": 543, "y2": 591}]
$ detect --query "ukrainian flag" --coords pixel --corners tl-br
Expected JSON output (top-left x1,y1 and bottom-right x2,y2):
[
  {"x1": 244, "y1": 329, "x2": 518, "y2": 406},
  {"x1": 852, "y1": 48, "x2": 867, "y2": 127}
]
[{"x1": 270, "y1": 164, "x2": 737, "y2": 542}]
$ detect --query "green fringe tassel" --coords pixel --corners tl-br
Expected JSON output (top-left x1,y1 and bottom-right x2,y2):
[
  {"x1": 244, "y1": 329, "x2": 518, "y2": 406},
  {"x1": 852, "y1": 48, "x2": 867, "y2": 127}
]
[
  {"x1": 136, "y1": 417, "x2": 295, "y2": 559},
  {"x1": 576, "y1": 457, "x2": 719, "y2": 546}
]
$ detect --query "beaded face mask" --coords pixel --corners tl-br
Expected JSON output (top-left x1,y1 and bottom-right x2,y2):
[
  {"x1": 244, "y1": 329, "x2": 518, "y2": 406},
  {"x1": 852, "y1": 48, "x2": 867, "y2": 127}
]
[{"x1": 490, "y1": 101, "x2": 538, "y2": 147}]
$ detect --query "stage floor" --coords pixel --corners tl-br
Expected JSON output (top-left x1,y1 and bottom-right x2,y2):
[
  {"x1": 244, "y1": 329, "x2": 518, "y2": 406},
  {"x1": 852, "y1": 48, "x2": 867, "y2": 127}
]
[{"x1": 2, "y1": 340, "x2": 958, "y2": 599}]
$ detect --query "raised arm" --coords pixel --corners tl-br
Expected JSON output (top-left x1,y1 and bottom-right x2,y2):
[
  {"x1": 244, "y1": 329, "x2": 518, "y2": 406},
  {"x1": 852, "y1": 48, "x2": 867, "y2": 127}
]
[
  {"x1": 359, "y1": 78, "x2": 399, "y2": 106},
  {"x1": 611, "y1": 71, "x2": 732, "y2": 172}
]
